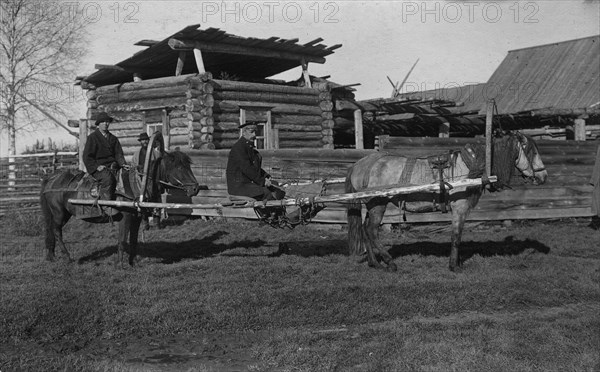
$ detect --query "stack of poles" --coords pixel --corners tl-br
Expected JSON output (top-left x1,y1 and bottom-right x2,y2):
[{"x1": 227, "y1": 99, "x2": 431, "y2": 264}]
[
  {"x1": 85, "y1": 73, "x2": 214, "y2": 154},
  {"x1": 210, "y1": 80, "x2": 335, "y2": 149}
]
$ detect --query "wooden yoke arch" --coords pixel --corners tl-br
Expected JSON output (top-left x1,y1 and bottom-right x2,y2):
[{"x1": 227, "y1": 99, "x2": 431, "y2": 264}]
[{"x1": 139, "y1": 132, "x2": 165, "y2": 202}]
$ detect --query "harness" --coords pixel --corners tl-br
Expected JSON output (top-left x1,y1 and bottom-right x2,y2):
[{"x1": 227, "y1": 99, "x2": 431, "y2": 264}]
[{"x1": 427, "y1": 152, "x2": 454, "y2": 213}]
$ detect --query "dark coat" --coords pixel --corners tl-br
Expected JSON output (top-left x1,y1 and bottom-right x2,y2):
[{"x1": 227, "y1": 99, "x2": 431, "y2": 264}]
[
  {"x1": 132, "y1": 146, "x2": 148, "y2": 173},
  {"x1": 83, "y1": 129, "x2": 126, "y2": 174},
  {"x1": 226, "y1": 137, "x2": 270, "y2": 198}
]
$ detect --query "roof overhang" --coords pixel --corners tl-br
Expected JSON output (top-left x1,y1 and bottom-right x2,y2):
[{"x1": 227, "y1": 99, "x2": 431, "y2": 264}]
[{"x1": 81, "y1": 25, "x2": 341, "y2": 88}]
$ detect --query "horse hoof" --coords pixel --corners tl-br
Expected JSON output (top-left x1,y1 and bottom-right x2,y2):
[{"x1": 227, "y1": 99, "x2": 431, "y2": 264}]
[
  {"x1": 449, "y1": 264, "x2": 461, "y2": 272},
  {"x1": 368, "y1": 262, "x2": 384, "y2": 270},
  {"x1": 356, "y1": 255, "x2": 368, "y2": 264},
  {"x1": 45, "y1": 255, "x2": 55, "y2": 262},
  {"x1": 62, "y1": 255, "x2": 74, "y2": 263},
  {"x1": 386, "y1": 263, "x2": 398, "y2": 272}
]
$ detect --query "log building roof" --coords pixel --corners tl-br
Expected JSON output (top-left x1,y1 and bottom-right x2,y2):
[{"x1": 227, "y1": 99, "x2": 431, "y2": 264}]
[
  {"x1": 458, "y1": 35, "x2": 600, "y2": 116},
  {"x1": 347, "y1": 35, "x2": 600, "y2": 140},
  {"x1": 80, "y1": 25, "x2": 341, "y2": 87}
]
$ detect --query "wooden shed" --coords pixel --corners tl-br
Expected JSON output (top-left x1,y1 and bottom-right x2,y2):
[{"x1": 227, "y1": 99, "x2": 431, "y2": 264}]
[
  {"x1": 76, "y1": 25, "x2": 348, "y2": 155},
  {"x1": 346, "y1": 35, "x2": 600, "y2": 145}
]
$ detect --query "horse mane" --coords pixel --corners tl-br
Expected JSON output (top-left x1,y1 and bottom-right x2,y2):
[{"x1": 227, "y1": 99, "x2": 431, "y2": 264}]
[
  {"x1": 142, "y1": 150, "x2": 193, "y2": 200},
  {"x1": 520, "y1": 132, "x2": 539, "y2": 156},
  {"x1": 162, "y1": 150, "x2": 192, "y2": 168},
  {"x1": 460, "y1": 133, "x2": 519, "y2": 189},
  {"x1": 491, "y1": 134, "x2": 519, "y2": 188}
]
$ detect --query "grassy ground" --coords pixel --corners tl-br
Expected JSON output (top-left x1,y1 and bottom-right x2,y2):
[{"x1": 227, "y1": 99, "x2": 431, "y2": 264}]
[{"x1": 0, "y1": 211, "x2": 599, "y2": 371}]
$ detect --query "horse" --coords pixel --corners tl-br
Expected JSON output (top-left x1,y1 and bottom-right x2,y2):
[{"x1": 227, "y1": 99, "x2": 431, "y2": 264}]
[
  {"x1": 40, "y1": 149, "x2": 200, "y2": 266},
  {"x1": 345, "y1": 131, "x2": 548, "y2": 271}
]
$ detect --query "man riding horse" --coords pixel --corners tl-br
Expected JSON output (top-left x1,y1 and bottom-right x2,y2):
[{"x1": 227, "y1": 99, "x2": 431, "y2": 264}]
[{"x1": 83, "y1": 112, "x2": 128, "y2": 201}]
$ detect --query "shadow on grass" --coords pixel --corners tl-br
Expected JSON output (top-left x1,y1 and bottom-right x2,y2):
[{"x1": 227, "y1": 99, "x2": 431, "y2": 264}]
[
  {"x1": 389, "y1": 236, "x2": 550, "y2": 262},
  {"x1": 78, "y1": 231, "x2": 269, "y2": 264}
]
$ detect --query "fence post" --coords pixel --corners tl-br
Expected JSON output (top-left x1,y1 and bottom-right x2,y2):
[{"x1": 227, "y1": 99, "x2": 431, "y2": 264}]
[
  {"x1": 79, "y1": 119, "x2": 88, "y2": 171},
  {"x1": 485, "y1": 100, "x2": 494, "y2": 179},
  {"x1": 354, "y1": 109, "x2": 364, "y2": 150},
  {"x1": 574, "y1": 117, "x2": 587, "y2": 141},
  {"x1": 52, "y1": 149, "x2": 58, "y2": 173}
]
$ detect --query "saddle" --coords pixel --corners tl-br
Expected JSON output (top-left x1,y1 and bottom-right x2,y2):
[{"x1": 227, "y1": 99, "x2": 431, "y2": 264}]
[
  {"x1": 73, "y1": 168, "x2": 143, "y2": 222},
  {"x1": 66, "y1": 171, "x2": 118, "y2": 222}
]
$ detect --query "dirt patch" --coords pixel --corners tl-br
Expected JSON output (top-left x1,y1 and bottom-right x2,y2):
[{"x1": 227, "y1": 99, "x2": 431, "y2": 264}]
[
  {"x1": 78, "y1": 302, "x2": 597, "y2": 371},
  {"x1": 85, "y1": 331, "x2": 274, "y2": 371}
]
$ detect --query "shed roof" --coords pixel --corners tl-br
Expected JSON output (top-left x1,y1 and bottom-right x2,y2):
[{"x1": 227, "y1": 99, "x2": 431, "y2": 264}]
[
  {"x1": 396, "y1": 83, "x2": 486, "y2": 112},
  {"x1": 462, "y1": 35, "x2": 600, "y2": 115},
  {"x1": 81, "y1": 25, "x2": 341, "y2": 87}
]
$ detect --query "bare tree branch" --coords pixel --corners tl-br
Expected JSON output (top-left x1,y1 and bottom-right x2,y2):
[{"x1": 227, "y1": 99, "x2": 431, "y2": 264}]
[{"x1": 0, "y1": 0, "x2": 88, "y2": 155}]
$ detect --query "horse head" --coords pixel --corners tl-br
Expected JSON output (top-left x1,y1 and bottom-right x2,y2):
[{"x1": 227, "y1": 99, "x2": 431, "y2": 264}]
[
  {"x1": 155, "y1": 151, "x2": 200, "y2": 197},
  {"x1": 513, "y1": 132, "x2": 548, "y2": 185}
]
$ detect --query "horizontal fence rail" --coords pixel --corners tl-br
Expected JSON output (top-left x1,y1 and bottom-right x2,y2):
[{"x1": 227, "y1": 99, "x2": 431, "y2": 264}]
[
  {"x1": 0, "y1": 152, "x2": 79, "y2": 216},
  {"x1": 3, "y1": 138, "x2": 598, "y2": 225},
  {"x1": 182, "y1": 138, "x2": 599, "y2": 223}
]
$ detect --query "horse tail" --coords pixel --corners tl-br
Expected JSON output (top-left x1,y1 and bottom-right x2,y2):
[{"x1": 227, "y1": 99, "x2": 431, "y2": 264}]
[
  {"x1": 39, "y1": 178, "x2": 56, "y2": 251},
  {"x1": 346, "y1": 168, "x2": 365, "y2": 256}
]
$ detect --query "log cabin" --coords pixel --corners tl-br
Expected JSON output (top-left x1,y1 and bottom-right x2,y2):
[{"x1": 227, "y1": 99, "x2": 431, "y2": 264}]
[{"x1": 76, "y1": 25, "x2": 357, "y2": 155}]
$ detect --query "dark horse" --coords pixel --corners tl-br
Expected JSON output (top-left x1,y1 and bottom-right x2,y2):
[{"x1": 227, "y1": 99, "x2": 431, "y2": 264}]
[
  {"x1": 40, "y1": 148, "x2": 200, "y2": 266},
  {"x1": 346, "y1": 132, "x2": 548, "y2": 271}
]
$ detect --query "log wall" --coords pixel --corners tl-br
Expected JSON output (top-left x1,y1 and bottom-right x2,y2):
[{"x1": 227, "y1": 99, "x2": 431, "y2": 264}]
[
  {"x1": 210, "y1": 79, "x2": 333, "y2": 149},
  {"x1": 180, "y1": 138, "x2": 598, "y2": 223},
  {"x1": 87, "y1": 73, "x2": 214, "y2": 154},
  {"x1": 85, "y1": 75, "x2": 334, "y2": 152}
]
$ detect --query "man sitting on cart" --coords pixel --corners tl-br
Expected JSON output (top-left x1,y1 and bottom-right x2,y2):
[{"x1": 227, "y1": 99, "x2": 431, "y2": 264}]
[{"x1": 226, "y1": 121, "x2": 285, "y2": 201}]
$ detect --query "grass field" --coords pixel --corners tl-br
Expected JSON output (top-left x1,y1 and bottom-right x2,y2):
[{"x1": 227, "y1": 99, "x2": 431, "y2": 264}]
[{"x1": 1, "y1": 211, "x2": 599, "y2": 371}]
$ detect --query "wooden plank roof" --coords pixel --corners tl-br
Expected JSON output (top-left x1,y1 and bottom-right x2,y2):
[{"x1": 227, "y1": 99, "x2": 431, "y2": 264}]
[
  {"x1": 82, "y1": 25, "x2": 340, "y2": 87},
  {"x1": 396, "y1": 83, "x2": 486, "y2": 111},
  {"x1": 459, "y1": 35, "x2": 600, "y2": 115}
]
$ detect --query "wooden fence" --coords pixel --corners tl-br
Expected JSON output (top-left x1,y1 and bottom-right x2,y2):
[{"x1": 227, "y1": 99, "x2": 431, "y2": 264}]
[
  {"x1": 184, "y1": 148, "x2": 371, "y2": 221},
  {"x1": 373, "y1": 136, "x2": 598, "y2": 222},
  {"x1": 3, "y1": 138, "x2": 598, "y2": 224},
  {"x1": 0, "y1": 152, "x2": 79, "y2": 215},
  {"x1": 183, "y1": 137, "x2": 599, "y2": 224}
]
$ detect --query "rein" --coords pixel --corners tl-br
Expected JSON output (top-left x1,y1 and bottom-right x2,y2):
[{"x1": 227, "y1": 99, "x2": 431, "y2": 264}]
[
  {"x1": 159, "y1": 179, "x2": 196, "y2": 191},
  {"x1": 154, "y1": 156, "x2": 196, "y2": 192}
]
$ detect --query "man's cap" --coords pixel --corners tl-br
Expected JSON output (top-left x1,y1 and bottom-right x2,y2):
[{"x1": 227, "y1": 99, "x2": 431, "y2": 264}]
[
  {"x1": 239, "y1": 120, "x2": 263, "y2": 129},
  {"x1": 95, "y1": 112, "x2": 114, "y2": 125},
  {"x1": 137, "y1": 132, "x2": 150, "y2": 141}
]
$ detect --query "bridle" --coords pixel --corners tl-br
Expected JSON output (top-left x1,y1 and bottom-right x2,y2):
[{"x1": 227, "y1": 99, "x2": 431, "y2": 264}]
[
  {"x1": 137, "y1": 157, "x2": 197, "y2": 195},
  {"x1": 156, "y1": 158, "x2": 198, "y2": 193},
  {"x1": 515, "y1": 132, "x2": 546, "y2": 175},
  {"x1": 159, "y1": 177, "x2": 197, "y2": 191}
]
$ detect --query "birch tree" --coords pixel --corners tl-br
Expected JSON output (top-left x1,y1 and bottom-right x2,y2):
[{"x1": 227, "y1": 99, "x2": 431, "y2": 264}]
[{"x1": 0, "y1": 0, "x2": 87, "y2": 155}]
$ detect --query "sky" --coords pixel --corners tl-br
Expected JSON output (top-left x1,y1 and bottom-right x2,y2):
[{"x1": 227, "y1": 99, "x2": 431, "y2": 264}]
[{"x1": 2, "y1": 0, "x2": 599, "y2": 156}]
